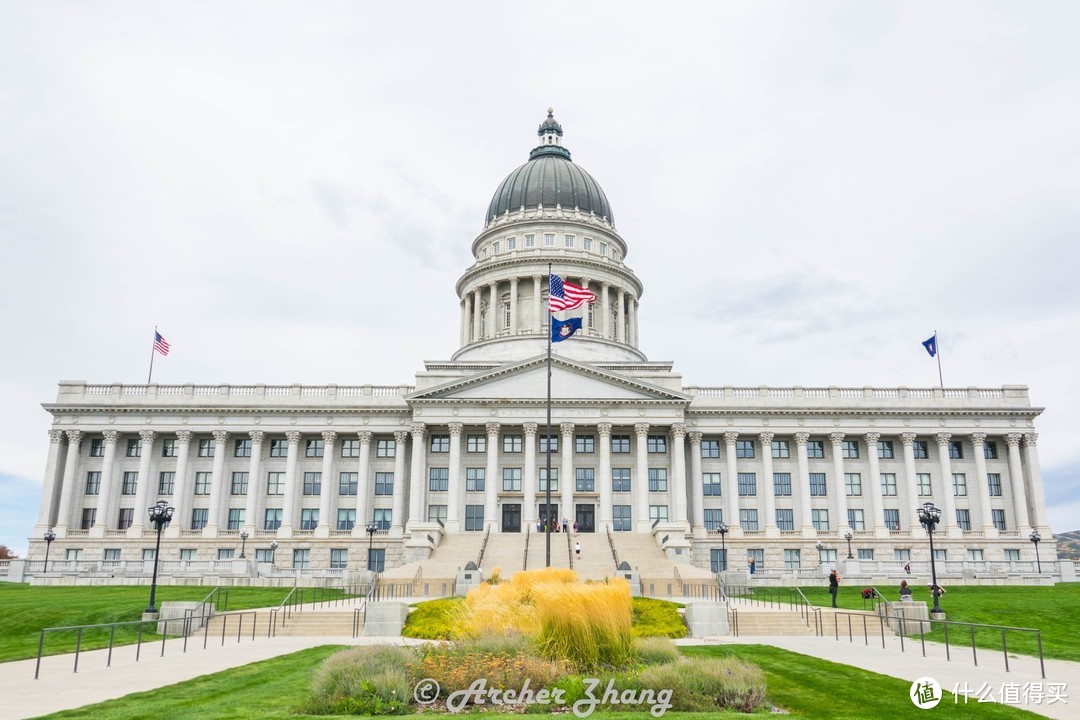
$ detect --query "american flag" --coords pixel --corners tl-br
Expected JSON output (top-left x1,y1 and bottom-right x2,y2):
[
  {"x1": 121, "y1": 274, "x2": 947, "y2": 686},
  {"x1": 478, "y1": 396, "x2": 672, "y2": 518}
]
[
  {"x1": 154, "y1": 331, "x2": 171, "y2": 356},
  {"x1": 549, "y1": 276, "x2": 596, "y2": 312}
]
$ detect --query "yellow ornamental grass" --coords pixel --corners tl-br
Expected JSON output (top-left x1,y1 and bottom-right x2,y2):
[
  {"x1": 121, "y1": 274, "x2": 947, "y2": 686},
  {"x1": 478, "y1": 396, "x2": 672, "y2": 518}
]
[
  {"x1": 532, "y1": 578, "x2": 634, "y2": 670},
  {"x1": 459, "y1": 567, "x2": 579, "y2": 638}
]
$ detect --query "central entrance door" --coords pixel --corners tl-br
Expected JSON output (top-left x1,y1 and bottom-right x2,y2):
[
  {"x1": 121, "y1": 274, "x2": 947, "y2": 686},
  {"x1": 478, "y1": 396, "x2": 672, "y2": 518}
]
[
  {"x1": 575, "y1": 504, "x2": 595, "y2": 533},
  {"x1": 501, "y1": 504, "x2": 521, "y2": 532},
  {"x1": 539, "y1": 503, "x2": 559, "y2": 532}
]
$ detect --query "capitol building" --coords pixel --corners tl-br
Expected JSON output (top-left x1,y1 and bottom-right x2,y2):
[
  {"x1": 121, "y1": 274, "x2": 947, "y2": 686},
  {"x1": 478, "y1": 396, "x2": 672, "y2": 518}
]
[{"x1": 25, "y1": 112, "x2": 1056, "y2": 582}]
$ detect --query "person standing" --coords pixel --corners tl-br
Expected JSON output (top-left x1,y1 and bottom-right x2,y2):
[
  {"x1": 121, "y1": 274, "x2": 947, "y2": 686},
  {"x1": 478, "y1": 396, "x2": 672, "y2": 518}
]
[{"x1": 828, "y1": 569, "x2": 839, "y2": 608}]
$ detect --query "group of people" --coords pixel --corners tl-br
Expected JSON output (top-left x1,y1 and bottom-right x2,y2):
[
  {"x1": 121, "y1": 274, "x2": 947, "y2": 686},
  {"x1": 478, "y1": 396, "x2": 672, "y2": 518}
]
[
  {"x1": 535, "y1": 517, "x2": 579, "y2": 534},
  {"x1": 830, "y1": 571, "x2": 947, "y2": 607}
]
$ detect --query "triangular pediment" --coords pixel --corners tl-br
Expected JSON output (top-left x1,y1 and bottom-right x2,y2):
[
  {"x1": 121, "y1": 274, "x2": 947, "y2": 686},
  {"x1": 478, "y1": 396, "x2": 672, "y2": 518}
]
[{"x1": 407, "y1": 356, "x2": 689, "y2": 405}]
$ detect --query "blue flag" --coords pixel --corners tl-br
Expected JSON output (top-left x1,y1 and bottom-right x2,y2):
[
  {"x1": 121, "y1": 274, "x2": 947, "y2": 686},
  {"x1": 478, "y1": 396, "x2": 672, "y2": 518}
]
[
  {"x1": 552, "y1": 316, "x2": 582, "y2": 342},
  {"x1": 922, "y1": 335, "x2": 937, "y2": 357}
]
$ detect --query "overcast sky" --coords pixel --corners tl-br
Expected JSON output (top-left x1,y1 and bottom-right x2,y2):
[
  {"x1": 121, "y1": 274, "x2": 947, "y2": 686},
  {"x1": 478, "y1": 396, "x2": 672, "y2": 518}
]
[{"x1": 1, "y1": 2, "x2": 1077, "y2": 555}]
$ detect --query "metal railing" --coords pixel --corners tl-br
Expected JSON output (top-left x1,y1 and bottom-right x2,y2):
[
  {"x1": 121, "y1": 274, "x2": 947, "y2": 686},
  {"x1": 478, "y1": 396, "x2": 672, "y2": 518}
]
[
  {"x1": 477, "y1": 525, "x2": 491, "y2": 569},
  {"x1": 722, "y1": 585, "x2": 822, "y2": 634},
  {"x1": 566, "y1": 527, "x2": 574, "y2": 569},
  {"x1": 523, "y1": 524, "x2": 531, "y2": 571},
  {"x1": 606, "y1": 527, "x2": 621, "y2": 570}
]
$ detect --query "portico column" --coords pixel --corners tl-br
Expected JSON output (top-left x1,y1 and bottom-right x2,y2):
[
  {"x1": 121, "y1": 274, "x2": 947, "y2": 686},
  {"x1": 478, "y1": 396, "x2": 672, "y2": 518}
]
[
  {"x1": 1023, "y1": 433, "x2": 1048, "y2": 532},
  {"x1": 524, "y1": 423, "x2": 539, "y2": 522},
  {"x1": 899, "y1": 433, "x2": 919, "y2": 533},
  {"x1": 446, "y1": 423, "x2": 463, "y2": 531},
  {"x1": 634, "y1": 423, "x2": 650, "y2": 531},
  {"x1": 472, "y1": 287, "x2": 483, "y2": 340},
  {"x1": 460, "y1": 298, "x2": 469, "y2": 346},
  {"x1": 390, "y1": 431, "x2": 408, "y2": 534},
  {"x1": 533, "y1": 275, "x2": 543, "y2": 333},
  {"x1": 315, "y1": 431, "x2": 336, "y2": 537},
  {"x1": 352, "y1": 432, "x2": 372, "y2": 535},
  {"x1": 280, "y1": 430, "x2": 301, "y2": 536},
  {"x1": 487, "y1": 281, "x2": 498, "y2": 337},
  {"x1": 204, "y1": 430, "x2": 229, "y2": 534},
  {"x1": 484, "y1": 423, "x2": 500, "y2": 531},
  {"x1": 760, "y1": 432, "x2": 778, "y2": 537},
  {"x1": 243, "y1": 431, "x2": 264, "y2": 533},
  {"x1": 628, "y1": 298, "x2": 638, "y2": 346},
  {"x1": 1005, "y1": 433, "x2": 1031, "y2": 533},
  {"x1": 689, "y1": 432, "x2": 705, "y2": 536},
  {"x1": 970, "y1": 433, "x2": 997, "y2": 537},
  {"x1": 935, "y1": 433, "x2": 962, "y2": 539},
  {"x1": 560, "y1": 423, "x2": 575, "y2": 526},
  {"x1": 670, "y1": 424, "x2": 688, "y2": 527},
  {"x1": 54, "y1": 430, "x2": 84, "y2": 532},
  {"x1": 601, "y1": 282, "x2": 611, "y2": 339},
  {"x1": 794, "y1": 432, "x2": 814, "y2": 535},
  {"x1": 128, "y1": 430, "x2": 156, "y2": 536},
  {"x1": 35, "y1": 430, "x2": 66, "y2": 530},
  {"x1": 92, "y1": 430, "x2": 120, "y2": 535},
  {"x1": 598, "y1": 423, "x2": 613, "y2": 531},
  {"x1": 509, "y1": 277, "x2": 519, "y2": 334},
  {"x1": 171, "y1": 431, "x2": 194, "y2": 532},
  {"x1": 864, "y1": 433, "x2": 887, "y2": 538},
  {"x1": 407, "y1": 423, "x2": 427, "y2": 531},
  {"x1": 616, "y1": 289, "x2": 626, "y2": 342},
  {"x1": 830, "y1": 433, "x2": 850, "y2": 534},
  {"x1": 723, "y1": 432, "x2": 741, "y2": 530}
]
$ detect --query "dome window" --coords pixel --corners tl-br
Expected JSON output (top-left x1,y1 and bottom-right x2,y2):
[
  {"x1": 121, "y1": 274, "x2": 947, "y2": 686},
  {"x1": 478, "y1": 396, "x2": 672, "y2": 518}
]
[
  {"x1": 583, "y1": 237, "x2": 592, "y2": 251},
  {"x1": 525, "y1": 234, "x2": 535, "y2": 247},
  {"x1": 507, "y1": 237, "x2": 516, "y2": 250},
  {"x1": 544, "y1": 233, "x2": 555, "y2": 247},
  {"x1": 564, "y1": 234, "x2": 575, "y2": 248},
  {"x1": 492, "y1": 242, "x2": 500, "y2": 254}
]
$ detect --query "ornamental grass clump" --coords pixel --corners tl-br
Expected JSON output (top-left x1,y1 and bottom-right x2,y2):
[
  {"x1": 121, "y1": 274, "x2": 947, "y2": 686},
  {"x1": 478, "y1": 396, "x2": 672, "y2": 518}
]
[
  {"x1": 307, "y1": 644, "x2": 416, "y2": 715},
  {"x1": 458, "y1": 567, "x2": 577, "y2": 639},
  {"x1": 631, "y1": 655, "x2": 767, "y2": 712},
  {"x1": 531, "y1": 577, "x2": 635, "y2": 670}
]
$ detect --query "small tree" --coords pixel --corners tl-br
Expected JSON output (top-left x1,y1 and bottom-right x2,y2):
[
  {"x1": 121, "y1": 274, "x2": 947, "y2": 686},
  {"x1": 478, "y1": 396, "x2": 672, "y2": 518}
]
[{"x1": 0, "y1": 545, "x2": 17, "y2": 559}]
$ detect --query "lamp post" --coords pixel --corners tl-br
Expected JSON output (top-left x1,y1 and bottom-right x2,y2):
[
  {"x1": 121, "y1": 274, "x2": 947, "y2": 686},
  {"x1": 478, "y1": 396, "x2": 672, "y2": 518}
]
[
  {"x1": 239, "y1": 529, "x2": 249, "y2": 559},
  {"x1": 366, "y1": 522, "x2": 379, "y2": 572},
  {"x1": 1030, "y1": 531, "x2": 1042, "y2": 574},
  {"x1": 917, "y1": 501, "x2": 944, "y2": 614},
  {"x1": 43, "y1": 528, "x2": 56, "y2": 573},
  {"x1": 815, "y1": 540, "x2": 824, "y2": 568},
  {"x1": 269, "y1": 540, "x2": 278, "y2": 566},
  {"x1": 715, "y1": 521, "x2": 728, "y2": 572},
  {"x1": 144, "y1": 500, "x2": 174, "y2": 615},
  {"x1": 844, "y1": 529, "x2": 854, "y2": 559}
]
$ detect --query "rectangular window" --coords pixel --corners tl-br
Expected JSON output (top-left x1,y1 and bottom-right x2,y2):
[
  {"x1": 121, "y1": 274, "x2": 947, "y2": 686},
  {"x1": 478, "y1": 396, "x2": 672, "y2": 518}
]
[
  {"x1": 647, "y1": 435, "x2": 667, "y2": 453},
  {"x1": 583, "y1": 237, "x2": 592, "y2": 251},
  {"x1": 544, "y1": 233, "x2": 555, "y2": 247},
  {"x1": 648, "y1": 468, "x2": 668, "y2": 492},
  {"x1": 292, "y1": 549, "x2": 310, "y2": 569},
  {"x1": 987, "y1": 473, "x2": 1003, "y2": 496},
  {"x1": 503, "y1": 435, "x2": 523, "y2": 453},
  {"x1": 783, "y1": 549, "x2": 801, "y2": 569},
  {"x1": 117, "y1": 508, "x2": 133, "y2": 530},
  {"x1": 337, "y1": 509, "x2": 356, "y2": 531},
  {"x1": 466, "y1": 434, "x2": 486, "y2": 453},
  {"x1": 881, "y1": 473, "x2": 897, "y2": 496},
  {"x1": 611, "y1": 435, "x2": 631, "y2": 453},
  {"x1": 564, "y1": 234, "x2": 575, "y2": 248},
  {"x1": 103, "y1": 548, "x2": 122, "y2": 565},
  {"x1": 255, "y1": 548, "x2": 273, "y2": 563},
  {"x1": 916, "y1": 473, "x2": 932, "y2": 496},
  {"x1": 194, "y1": 472, "x2": 211, "y2": 495},
  {"x1": 649, "y1": 505, "x2": 669, "y2": 524},
  {"x1": 819, "y1": 547, "x2": 837, "y2": 565},
  {"x1": 428, "y1": 468, "x2": 449, "y2": 492},
  {"x1": 492, "y1": 241, "x2": 500, "y2": 254},
  {"x1": 739, "y1": 508, "x2": 759, "y2": 531},
  {"x1": 809, "y1": 473, "x2": 827, "y2": 496},
  {"x1": 376, "y1": 439, "x2": 395, "y2": 458},
  {"x1": 771, "y1": 440, "x2": 790, "y2": 459},
  {"x1": 738, "y1": 472, "x2": 757, "y2": 496},
  {"x1": 952, "y1": 473, "x2": 967, "y2": 496},
  {"x1": 967, "y1": 549, "x2": 985, "y2": 562},
  {"x1": 1004, "y1": 549, "x2": 1020, "y2": 562},
  {"x1": 894, "y1": 548, "x2": 911, "y2": 562},
  {"x1": 956, "y1": 509, "x2": 971, "y2": 531},
  {"x1": 507, "y1": 237, "x2": 516, "y2": 251},
  {"x1": 575, "y1": 435, "x2": 595, "y2": 453},
  {"x1": 612, "y1": 505, "x2": 632, "y2": 532},
  {"x1": 877, "y1": 440, "x2": 895, "y2": 459},
  {"x1": 330, "y1": 548, "x2": 349, "y2": 569},
  {"x1": 85, "y1": 471, "x2": 101, "y2": 495},
  {"x1": 839, "y1": 473, "x2": 860, "y2": 497},
  {"x1": 90, "y1": 438, "x2": 105, "y2": 457},
  {"x1": 465, "y1": 505, "x2": 485, "y2": 531},
  {"x1": 913, "y1": 440, "x2": 929, "y2": 459},
  {"x1": 373, "y1": 508, "x2": 392, "y2": 530},
  {"x1": 992, "y1": 509, "x2": 1006, "y2": 531},
  {"x1": 305, "y1": 439, "x2": 325, "y2": 458},
  {"x1": 842, "y1": 440, "x2": 859, "y2": 459},
  {"x1": 191, "y1": 508, "x2": 208, "y2": 530},
  {"x1": 269, "y1": 439, "x2": 288, "y2": 457},
  {"x1": 539, "y1": 435, "x2": 558, "y2": 453},
  {"x1": 775, "y1": 509, "x2": 794, "y2": 532},
  {"x1": 883, "y1": 508, "x2": 901, "y2": 531},
  {"x1": 702, "y1": 473, "x2": 722, "y2": 496},
  {"x1": 339, "y1": 472, "x2": 358, "y2": 496},
  {"x1": 231, "y1": 472, "x2": 248, "y2": 495},
  {"x1": 267, "y1": 472, "x2": 285, "y2": 495},
  {"x1": 234, "y1": 439, "x2": 251, "y2": 457},
  {"x1": 858, "y1": 548, "x2": 874, "y2": 560},
  {"x1": 806, "y1": 440, "x2": 825, "y2": 459},
  {"x1": 773, "y1": 473, "x2": 792, "y2": 496},
  {"x1": 427, "y1": 505, "x2": 448, "y2": 523},
  {"x1": 736, "y1": 440, "x2": 755, "y2": 458},
  {"x1": 368, "y1": 547, "x2": 386, "y2": 572},
  {"x1": 158, "y1": 471, "x2": 175, "y2": 495},
  {"x1": 812, "y1": 509, "x2": 830, "y2": 531},
  {"x1": 303, "y1": 472, "x2": 322, "y2": 496},
  {"x1": 340, "y1": 439, "x2": 360, "y2": 457},
  {"x1": 227, "y1": 508, "x2": 244, "y2": 530},
  {"x1": 539, "y1": 468, "x2": 558, "y2": 492},
  {"x1": 198, "y1": 438, "x2": 214, "y2": 457},
  {"x1": 575, "y1": 468, "x2": 595, "y2": 492},
  {"x1": 126, "y1": 438, "x2": 141, "y2": 457},
  {"x1": 429, "y1": 435, "x2": 450, "y2": 453},
  {"x1": 710, "y1": 548, "x2": 727, "y2": 573},
  {"x1": 300, "y1": 508, "x2": 319, "y2": 530},
  {"x1": 701, "y1": 439, "x2": 720, "y2": 458},
  {"x1": 81, "y1": 508, "x2": 96, "y2": 529},
  {"x1": 502, "y1": 468, "x2": 522, "y2": 492},
  {"x1": 848, "y1": 508, "x2": 865, "y2": 531},
  {"x1": 162, "y1": 438, "x2": 177, "y2": 457},
  {"x1": 464, "y1": 468, "x2": 485, "y2": 492},
  {"x1": 948, "y1": 440, "x2": 963, "y2": 460},
  {"x1": 121, "y1": 471, "x2": 138, "y2": 495},
  {"x1": 704, "y1": 508, "x2": 724, "y2": 531},
  {"x1": 984, "y1": 441, "x2": 999, "y2": 460},
  {"x1": 375, "y1": 472, "x2": 394, "y2": 495},
  {"x1": 612, "y1": 468, "x2": 631, "y2": 492}
]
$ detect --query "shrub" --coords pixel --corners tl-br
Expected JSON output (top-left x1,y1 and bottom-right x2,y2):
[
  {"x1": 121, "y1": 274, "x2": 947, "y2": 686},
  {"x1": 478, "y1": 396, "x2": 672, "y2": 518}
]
[
  {"x1": 631, "y1": 597, "x2": 687, "y2": 638},
  {"x1": 307, "y1": 645, "x2": 415, "y2": 715},
  {"x1": 634, "y1": 636, "x2": 680, "y2": 665},
  {"x1": 401, "y1": 596, "x2": 464, "y2": 639},
  {"x1": 417, "y1": 637, "x2": 571, "y2": 701},
  {"x1": 631, "y1": 656, "x2": 766, "y2": 712}
]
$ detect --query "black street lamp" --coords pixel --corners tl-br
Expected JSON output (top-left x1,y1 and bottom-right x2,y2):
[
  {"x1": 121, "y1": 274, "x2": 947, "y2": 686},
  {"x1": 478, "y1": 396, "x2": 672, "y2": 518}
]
[
  {"x1": 844, "y1": 529, "x2": 854, "y2": 559},
  {"x1": 239, "y1": 529, "x2": 249, "y2": 559},
  {"x1": 144, "y1": 501, "x2": 174, "y2": 615},
  {"x1": 815, "y1": 540, "x2": 824, "y2": 567},
  {"x1": 366, "y1": 522, "x2": 379, "y2": 572},
  {"x1": 1030, "y1": 531, "x2": 1042, "y2": 574},
  {"x1": 43, "y1": 528, "x2": 55, "y2": 573},
  {"x1": 270, "y1": 540, "x2": 278, "y2": 566},
  {"x1": 715, "y1": 521, "x2": 729, "y2": 572},
  {"x1": 917, "y1": 501, "x2": 944, "y2": 614}
]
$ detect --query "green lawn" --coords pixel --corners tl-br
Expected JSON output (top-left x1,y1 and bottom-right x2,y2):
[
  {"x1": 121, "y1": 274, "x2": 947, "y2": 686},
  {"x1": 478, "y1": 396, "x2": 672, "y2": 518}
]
[
  {"x1": 0, "y1": 584, "x2": 294, "y2": 662},
  {"x1": 33, "y1": 644, "x2": 1044, "y2": 719}
]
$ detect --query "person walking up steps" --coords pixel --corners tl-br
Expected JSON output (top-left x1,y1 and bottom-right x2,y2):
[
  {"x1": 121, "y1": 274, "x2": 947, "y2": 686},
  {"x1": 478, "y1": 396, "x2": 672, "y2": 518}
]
[{"x1": 575, "y1": 541, "x2": 581, "y2": 559}]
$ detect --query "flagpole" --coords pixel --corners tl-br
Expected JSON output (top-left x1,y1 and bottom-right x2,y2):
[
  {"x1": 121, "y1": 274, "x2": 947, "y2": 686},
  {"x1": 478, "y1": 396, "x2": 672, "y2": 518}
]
[
  {"x1": 147, "y1": 326, "x2": 158, "y2": 385},
  {"x1": 934, "y1": 331, "x2": 944, "y2": 389},
  {"x1": 545, "y1": 263, "x2": 553, "y2": 568}
]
